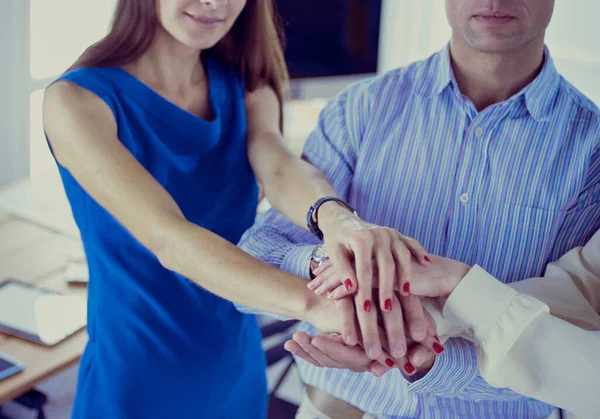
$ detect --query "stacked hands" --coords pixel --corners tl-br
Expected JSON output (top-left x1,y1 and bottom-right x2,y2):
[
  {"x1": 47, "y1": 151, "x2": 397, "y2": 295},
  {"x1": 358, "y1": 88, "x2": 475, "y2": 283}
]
[{"x1": 286, "y1": 207, "x2": 471, "y2": 378}]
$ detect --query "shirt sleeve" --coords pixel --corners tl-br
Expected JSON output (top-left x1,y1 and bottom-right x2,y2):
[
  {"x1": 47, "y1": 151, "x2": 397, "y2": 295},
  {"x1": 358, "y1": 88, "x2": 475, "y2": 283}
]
[{"x1": 426, "y1": 230, "x2": 600, "y2": 416}]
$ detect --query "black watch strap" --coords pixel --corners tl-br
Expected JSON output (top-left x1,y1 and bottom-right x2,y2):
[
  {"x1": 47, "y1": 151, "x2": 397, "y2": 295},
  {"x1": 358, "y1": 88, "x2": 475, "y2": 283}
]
[{"x1": 306, "y1": 196, "x2": 358, "y2": 240}]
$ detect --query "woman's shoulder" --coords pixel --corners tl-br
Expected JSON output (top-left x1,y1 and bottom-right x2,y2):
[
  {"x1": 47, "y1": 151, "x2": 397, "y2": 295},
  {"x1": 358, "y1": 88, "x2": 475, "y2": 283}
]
[
  {"x1": 48, "y1": 67, "x2": 121, "y2": 119},
  {"x1": 46, "y1": 78, "x2": 98, "y2": 109},
  {"x1": 44, "y1": 75, "x2": 117, "y2": 142},
  {"x1": 46, "y1": 70, "x2": 110, "y2": 110}
]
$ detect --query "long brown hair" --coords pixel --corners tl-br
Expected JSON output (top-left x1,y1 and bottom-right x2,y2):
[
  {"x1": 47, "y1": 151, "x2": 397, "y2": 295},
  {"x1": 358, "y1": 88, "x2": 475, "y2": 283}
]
[{"x1": 71, "y1": 0, "x2": 289, "y2": 129}]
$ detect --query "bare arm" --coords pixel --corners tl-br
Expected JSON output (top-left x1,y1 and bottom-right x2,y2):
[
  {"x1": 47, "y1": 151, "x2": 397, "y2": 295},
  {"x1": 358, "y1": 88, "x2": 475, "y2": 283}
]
[
  {"x1": 43, "y1": 81, "x2": 333, "y2": 327},
  {"x1": 245, "y1": 86, "x2": 340, "y2": 229},
  {"x1": 245, "y1": 86, "x2": 432, "y2": 358}
]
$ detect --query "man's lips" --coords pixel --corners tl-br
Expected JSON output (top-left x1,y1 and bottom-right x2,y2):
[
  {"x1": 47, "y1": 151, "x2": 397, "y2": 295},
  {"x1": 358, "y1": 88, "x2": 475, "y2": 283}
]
[{"x1": 473, "y1": 12, "x2": 516, "y2": 25}]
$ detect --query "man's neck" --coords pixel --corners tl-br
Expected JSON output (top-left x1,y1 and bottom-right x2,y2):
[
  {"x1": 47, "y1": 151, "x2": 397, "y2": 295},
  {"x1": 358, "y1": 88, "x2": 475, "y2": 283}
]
[{"x1": 449, "y1": 36, "x2": 546, "y2": 111}]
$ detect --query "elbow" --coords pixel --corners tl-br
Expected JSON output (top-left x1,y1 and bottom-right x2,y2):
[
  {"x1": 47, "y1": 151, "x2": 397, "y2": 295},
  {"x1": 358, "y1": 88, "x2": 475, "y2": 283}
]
[
  {"x1": 147, "y1": 215, "x2": 186, "y2": 272},
  {"x1": 149, "y1": 231, "x2": 173, "y2": 271}
]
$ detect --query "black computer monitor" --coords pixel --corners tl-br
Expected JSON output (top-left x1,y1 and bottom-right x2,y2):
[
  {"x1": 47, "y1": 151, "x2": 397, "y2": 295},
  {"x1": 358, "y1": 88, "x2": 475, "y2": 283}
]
[{"x1": 275, "y1": 0, "x2": 382, "y2": 99}]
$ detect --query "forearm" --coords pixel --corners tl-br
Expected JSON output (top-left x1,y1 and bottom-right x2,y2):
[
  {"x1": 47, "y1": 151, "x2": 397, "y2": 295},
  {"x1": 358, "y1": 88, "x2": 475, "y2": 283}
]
[
  {"x1": 438, "y1": 265, "x2": 600, "y2": 414},
  {"x1": 153, "y1": 215, "x2": 319, "y2": 321},
  {"x1": 258, "y1": 138, "x2": 345, "y2": 231}
]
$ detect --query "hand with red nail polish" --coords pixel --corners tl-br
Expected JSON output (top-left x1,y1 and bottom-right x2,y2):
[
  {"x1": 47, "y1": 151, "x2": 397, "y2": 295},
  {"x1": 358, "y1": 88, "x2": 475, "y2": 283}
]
[
  {"x1": 408, "y1": 255, "x2": 471, "y2": 299},
  {"x1": 307, "y1": 259, "x2": 442, "y2": 362},
  {"x1": 315, "y1": 204, "x2": 432, "y2": 353}
]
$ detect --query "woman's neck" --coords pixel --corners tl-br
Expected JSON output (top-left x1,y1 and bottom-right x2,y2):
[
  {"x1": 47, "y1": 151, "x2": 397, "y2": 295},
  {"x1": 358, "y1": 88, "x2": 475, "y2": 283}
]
[{"x1": 125, "y1": 28, "x2": 206, "y2": 93}]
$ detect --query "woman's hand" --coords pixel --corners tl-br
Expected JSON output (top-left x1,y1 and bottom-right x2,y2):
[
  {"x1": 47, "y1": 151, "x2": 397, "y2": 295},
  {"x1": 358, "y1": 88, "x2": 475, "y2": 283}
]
[
  {"x1": 409, "y1": 255, "x2": 471, "y2": 299},
  {"x1": 286, "y1": 306, "x2": 442, "y2": 377},
  {"x1": 303, "y1": 294, "x2": 399, "y2": 367},
  {"x1": 317, "y1": 203, "x2": 431, "y2": 315},
  {"x1": 309, "y1": 258, "x2": 433, "y2": 345}
]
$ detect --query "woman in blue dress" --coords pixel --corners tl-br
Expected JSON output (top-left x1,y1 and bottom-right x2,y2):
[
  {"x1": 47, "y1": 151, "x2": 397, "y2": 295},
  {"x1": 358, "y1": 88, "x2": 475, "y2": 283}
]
[{"x1": 43, "y1": 0, "x2": 432, "y2": 417}]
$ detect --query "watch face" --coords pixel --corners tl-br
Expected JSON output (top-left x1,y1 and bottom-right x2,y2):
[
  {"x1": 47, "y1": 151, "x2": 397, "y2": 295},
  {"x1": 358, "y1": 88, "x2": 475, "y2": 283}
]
[{"x1": 313, "y1": 244, "x2": 328, "y2": 262}]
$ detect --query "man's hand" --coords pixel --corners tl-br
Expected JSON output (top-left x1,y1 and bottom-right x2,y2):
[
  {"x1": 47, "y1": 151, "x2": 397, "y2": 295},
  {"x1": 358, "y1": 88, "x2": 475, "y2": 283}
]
[
  {"x1": 288, "y1": 304, "x2": 442, "y2": 376},
  {"x1": 286, "y1": 332, "x2": 436, "y2": 377},
  {"x1": 284, "y1": 332, "x2": 379, "y2": 374}
]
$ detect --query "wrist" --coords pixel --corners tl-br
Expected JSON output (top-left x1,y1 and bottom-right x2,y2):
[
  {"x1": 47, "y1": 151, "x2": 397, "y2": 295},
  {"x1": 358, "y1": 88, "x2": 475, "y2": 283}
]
[
  {"x1": 303, "y1": 289, "x2": 325, "y2": 326},
  {"x1": 318, "y1": 201, "x2": 359, "y2": 234},
  {"x1": 444, "y1": 263, "x2": 471, "y2": 299},
  {"x1": 303, "y1": 290, "x2": 338, "y2": 333}
]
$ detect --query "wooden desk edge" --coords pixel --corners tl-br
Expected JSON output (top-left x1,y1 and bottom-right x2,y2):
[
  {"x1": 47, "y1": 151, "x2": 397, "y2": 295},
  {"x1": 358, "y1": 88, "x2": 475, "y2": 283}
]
[{"x1": 0, "y1": 351, "x2": 83, "y2": 406}]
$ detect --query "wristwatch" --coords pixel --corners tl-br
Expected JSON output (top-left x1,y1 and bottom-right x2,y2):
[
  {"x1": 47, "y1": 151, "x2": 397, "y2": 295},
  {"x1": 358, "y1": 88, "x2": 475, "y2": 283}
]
[
  {"x1": 309, "y1": 243, "x2": 329, "y2": 278},
  {"x1": 306, "y1": 196, "x2": 358, "y2": 240}
]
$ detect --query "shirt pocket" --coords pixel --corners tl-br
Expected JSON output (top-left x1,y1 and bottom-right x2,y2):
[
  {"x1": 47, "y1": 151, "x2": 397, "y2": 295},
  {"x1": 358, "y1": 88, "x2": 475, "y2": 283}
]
[{"x1": 477, "y1": 203, "x2": 561, "y2": 282}]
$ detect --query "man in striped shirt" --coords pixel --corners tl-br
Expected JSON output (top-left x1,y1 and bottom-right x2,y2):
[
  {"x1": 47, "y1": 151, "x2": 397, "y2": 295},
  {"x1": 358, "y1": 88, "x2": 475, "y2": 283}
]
[{"x1": 239, "y1": 0, "x2": 600, "y2": 417}]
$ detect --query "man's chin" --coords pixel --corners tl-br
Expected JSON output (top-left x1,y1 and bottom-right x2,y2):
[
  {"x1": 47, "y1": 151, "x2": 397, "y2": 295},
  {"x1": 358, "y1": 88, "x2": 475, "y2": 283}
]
[{"x1": 465, "y1": 33, "x2": 525, "y2": 54}]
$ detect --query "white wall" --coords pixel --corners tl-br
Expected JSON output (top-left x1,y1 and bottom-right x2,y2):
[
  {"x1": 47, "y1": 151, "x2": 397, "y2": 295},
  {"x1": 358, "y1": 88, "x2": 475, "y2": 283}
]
[
  {"x1": 379, "y1": 0, "x2": 449, "y2": 71},
  {"x1": 379, "y1": 0, "x2": 600, "y2": 106},
  {"x1": 546, "y1": 0, "x2": 600, "y2": 105},
  {"x1": 0, "y1": 0, "x2": 30, "y2": 187}
]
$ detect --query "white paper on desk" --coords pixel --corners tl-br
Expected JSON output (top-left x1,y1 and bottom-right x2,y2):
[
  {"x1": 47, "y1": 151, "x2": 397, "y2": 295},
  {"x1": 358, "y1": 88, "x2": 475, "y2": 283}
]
[{"x1": 65, "y1": 262, "x2": 89, "y2": 283}]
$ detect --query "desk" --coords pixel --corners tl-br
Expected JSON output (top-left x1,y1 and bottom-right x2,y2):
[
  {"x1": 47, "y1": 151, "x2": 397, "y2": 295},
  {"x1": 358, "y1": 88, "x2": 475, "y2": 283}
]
[{"x1": 0, "y1": 214, "x2": 87, "y2": 406}]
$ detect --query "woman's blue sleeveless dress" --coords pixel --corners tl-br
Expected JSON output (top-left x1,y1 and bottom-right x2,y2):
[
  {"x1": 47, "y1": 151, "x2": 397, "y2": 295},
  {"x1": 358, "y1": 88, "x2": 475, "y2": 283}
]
[{"x1": 53, "y1": 59, "x2": 267, "y2": 418}]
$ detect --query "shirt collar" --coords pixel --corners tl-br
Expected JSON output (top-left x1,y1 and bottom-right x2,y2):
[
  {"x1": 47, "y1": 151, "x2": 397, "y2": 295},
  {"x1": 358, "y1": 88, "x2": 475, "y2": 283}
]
[
  {"x1": 416, "y1": 43, "x2": 454, "y2": 98},
  {"x1": 417, "y1": 44, "x2": 561, "y2": 121},
  {"x1": 521, "y1": 47, "x2": 561, "y2": 121}
]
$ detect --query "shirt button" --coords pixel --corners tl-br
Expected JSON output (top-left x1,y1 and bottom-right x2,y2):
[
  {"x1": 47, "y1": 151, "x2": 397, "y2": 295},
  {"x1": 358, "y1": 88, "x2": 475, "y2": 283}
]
[
  {"x1": 427, "y1": 395, "x2": 436, "y2": 406},
  {"x1": 460, "y1": 193, "x2": 470, "y2": 204},
  {"x1": 474, "y1": 127, "x2": 484, "y2": 138}
]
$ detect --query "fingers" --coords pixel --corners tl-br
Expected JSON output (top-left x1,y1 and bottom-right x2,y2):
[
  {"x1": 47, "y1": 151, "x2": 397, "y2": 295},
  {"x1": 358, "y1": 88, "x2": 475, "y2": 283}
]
[
  {"x1": 407, "y1": 344, "x2": 436, "y2": 371},
  {"x1": 376, "y1": 234, "x2": 396, "y2": 314},
  {"x1": 391, "y1": 236, "x2": 412, "y2": 296},
  {"x1": 380, "y1": 292, "x2": 407, "y2": 361},
  {"x1": 399, "y1": 294, "x2": 428, "y2": 342},
  {"x1": 366, "y1": 326, "x2": 412, "y2": 377},
  {"x1": 326, "y1": 284, "x2": 353, "y2": 300},
  {"x1": 309, "y1": 268, "x2": 340, "y2": 296},
  {"x1": 290, "y1": 332, "x2": 343, "y2": 368},
  {"x1": 353, "y1": 239, "x2": 374, "y2": 315},
  {"x1": 336, "y1": 297, "x2": 359, "y2": 346},
  {"x1": 311, "y1": 334, "x2": 371, "y2": 373},
  {"x1": 399, "y1": 233, "x2": 431, "y2": 266},
  {"x1": 330, "y1": 243, "x2": 358, "y2": 294},
  {"x1": 419, "y1": 309, "x2": 444, "y2": 356},
  {"x1": 312, "y1": 259, "x2": 332, "y2": 277},
  {"x1": 415, "y1": 333, "x2": 444, "y2": 357},
  {"x1": 354, "y1": 292, "x2": 382, "y2": 360},
  {"x1": 284, "y1": 339, "x2": 320, "y2": 367}
]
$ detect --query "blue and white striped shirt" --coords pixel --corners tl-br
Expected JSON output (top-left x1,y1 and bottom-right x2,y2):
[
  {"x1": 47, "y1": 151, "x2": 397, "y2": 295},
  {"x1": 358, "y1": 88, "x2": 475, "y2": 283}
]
[{"x1": 238, "y1": 45, "x2": 600, "y2": 418}]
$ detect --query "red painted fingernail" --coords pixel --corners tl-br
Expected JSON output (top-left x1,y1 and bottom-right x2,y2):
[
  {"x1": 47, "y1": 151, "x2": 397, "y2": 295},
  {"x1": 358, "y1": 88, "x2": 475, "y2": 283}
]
[
  {"x1": 433, "y1": 342, "x2": 444, "y2": 354},
  {"x1": 434, "y1": 335, "x2": 440, "y2": 342},
  {"x1": 344, "y1": 279, "x2": 352, "y2": 291},
  {"x1": 402, "y1": 282, "x2": 410, "y2": 294},
  {"x1": 363, "y1": 300, "x2": 371, "y2": 312},
  {"x1": 424, "y1": 255, "x2": 431, "y2": 263},
  {"x1": 404, "y1": 362, "x2": 416, "y2": 374},
  {"x1": 385, "y1": 358, "x2": 395, "y2": 367},
  {"x1": 384, "y1": 298, "x2": 392, "y2": 311}
]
